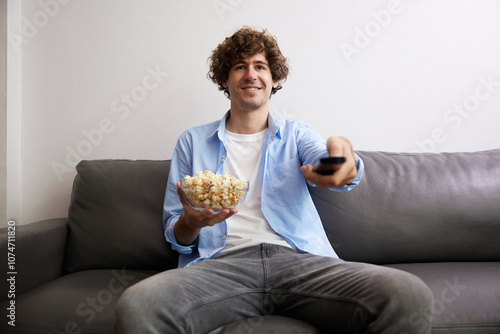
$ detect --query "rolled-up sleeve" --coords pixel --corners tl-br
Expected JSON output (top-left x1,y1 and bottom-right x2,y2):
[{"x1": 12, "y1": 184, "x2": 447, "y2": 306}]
[
  {"x1": 331, "y1": 152, "x2": 364, "y2": 192},
  {"x1": 164, "y1": 216, "x2": 198, "y2": 254}
]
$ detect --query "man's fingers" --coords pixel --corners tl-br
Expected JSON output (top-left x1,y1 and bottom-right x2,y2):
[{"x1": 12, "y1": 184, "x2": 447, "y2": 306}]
[
  {"x1": 301, "y1": 164, "x2": 320, "y2": 185},
  {"x1": 301, "y1": 158, "x2": 355, "y2": 188},
  {"x1": 176, "y1": 182, "x2": 188, "y2": 206},
  {"x1": 205, "y1": 209, "x2": 238, "y2": 226}
]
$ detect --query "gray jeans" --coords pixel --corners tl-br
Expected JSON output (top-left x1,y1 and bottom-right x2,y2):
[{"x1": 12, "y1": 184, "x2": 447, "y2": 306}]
[{"x1": 115, "y1": 243, "x2": 433, "y2": 333}]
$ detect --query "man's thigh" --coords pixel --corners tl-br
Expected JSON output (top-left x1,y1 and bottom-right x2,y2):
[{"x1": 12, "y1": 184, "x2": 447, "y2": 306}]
[
  {"x1": 117, "y1": 248, "x2": 268, "y2": 333},
  {"x1": 265, "y1": 251, "x2": 433, "y2": 333}
]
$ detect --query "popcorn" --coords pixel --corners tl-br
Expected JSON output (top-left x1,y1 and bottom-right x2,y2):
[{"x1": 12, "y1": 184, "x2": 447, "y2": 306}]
[{"x1": 181, "y1": 171, "x2": 248, "y2": 210}]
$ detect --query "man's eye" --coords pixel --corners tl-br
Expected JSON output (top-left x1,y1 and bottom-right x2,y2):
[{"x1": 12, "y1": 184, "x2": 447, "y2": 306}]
[{"x1": 236, "y1": 65, "x2": 245, "y2": 70}]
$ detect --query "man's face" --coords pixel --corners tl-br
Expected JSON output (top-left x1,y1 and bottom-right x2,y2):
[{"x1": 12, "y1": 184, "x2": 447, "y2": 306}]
[{"x1": 223, "y1": 52, "x2": 278, "y2": 112}]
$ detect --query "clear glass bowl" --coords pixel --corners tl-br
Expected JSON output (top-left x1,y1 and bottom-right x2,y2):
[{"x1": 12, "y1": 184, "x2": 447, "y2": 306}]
[{"x1": 181, "y1": 179, "x2": 249, "y2": 211}]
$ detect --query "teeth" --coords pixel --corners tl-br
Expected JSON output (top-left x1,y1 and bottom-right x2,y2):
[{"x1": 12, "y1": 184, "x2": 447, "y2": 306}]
[{"x1": 243, "y1": 88, "x2": 259, "y2": 90}]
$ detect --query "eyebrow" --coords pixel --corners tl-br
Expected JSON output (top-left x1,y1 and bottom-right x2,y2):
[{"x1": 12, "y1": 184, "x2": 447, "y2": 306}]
[{"x1": 233, "y1": 60, "x2": 269, "y2": 67}]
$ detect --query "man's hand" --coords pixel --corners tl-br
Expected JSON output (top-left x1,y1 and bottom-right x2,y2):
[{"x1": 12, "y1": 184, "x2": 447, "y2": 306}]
[
  {"x1": 174, "y1": 182, "x2": 237, "y2": 246},
  {"x1": 300, "y1": 136, "x2": 358, "y2": 188}
]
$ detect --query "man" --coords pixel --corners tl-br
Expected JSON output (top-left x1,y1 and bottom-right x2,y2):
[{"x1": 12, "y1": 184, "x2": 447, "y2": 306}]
[{"x1": 116, "y1": 27, "x2": 433, "y2": 333}]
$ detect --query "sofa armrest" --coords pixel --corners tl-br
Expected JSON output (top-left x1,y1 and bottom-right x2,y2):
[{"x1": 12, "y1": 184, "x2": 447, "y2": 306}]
[{"x1": 0, "y1": 218, "x2": 68, "y2": 301}]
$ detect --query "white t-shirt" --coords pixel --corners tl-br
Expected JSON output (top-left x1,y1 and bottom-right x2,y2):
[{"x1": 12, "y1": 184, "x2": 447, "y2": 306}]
[{"x1": 219, "y1": 128, "x2": 291, "y2": 254}]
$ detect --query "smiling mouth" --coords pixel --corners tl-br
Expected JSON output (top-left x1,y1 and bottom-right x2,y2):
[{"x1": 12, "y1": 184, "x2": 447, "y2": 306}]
[{"x1": 242, "y1": 87, "x2": 261, "y2": 91}]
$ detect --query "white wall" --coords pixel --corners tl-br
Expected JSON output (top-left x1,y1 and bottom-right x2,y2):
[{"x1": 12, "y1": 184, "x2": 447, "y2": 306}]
[{"x1": 5, "y1": 0, "x2": 500, "y2": 226}]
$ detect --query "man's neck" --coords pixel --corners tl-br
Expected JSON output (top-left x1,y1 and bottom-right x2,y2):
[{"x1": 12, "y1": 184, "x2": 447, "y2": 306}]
[{"x1": 225, "y1": 107, "x2": 269, "y2": 134}]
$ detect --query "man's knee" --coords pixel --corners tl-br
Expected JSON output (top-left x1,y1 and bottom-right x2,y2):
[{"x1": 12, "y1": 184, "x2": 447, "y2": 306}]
[
  {"x1": 115, "y1": 280, "x2": 165, "y2": 332},
  {"x1": 378, "y1": 269, "x2": 434, "y2": 333},
  {"x1": 115, "y1": 273, "x2": 190, "y2": 333},
  {"x1": 115, "y1": 284, "x2": 143, "y2": 329},
  {"x1": 389, "y1": 269, "x2": 433, "y2": 309}
]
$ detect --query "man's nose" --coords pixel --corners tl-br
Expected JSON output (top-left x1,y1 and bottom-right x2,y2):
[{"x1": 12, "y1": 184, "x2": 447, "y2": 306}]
[{"x1": 244, "y1": 67, "x2": 257, "y2": 80}]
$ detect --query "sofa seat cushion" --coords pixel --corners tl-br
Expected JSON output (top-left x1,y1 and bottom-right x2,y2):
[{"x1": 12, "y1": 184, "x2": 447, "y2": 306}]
[
  {"x1": 386, "y1": 262, "x2": 500, "y2": 333},
  {"x1": 0, "y1": 269, "x2": 157, "y2": 334}
]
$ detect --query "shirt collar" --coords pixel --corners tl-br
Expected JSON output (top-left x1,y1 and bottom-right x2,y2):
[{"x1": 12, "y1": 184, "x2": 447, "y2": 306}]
[
  {"x1": 208, "y1": 110, "x2": 230, "y2": 142},
  {"x1": 209, "y1": 110, "x2": 283, "y2": 141},
  {"x1": 268, "y1": 111, "x2": 283, "y2": 140}
]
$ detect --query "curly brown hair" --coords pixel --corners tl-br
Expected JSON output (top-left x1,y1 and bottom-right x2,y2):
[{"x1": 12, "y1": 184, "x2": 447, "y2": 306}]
[{"x1": 208, "y1": 27, "x2": 289, "y2": 98}]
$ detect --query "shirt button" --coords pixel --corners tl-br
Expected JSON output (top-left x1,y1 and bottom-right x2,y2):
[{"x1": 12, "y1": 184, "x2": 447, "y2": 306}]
[
  {"x1": 222, "y1": 235, "x2": 227, "y2": 239},
  {"x1": 222, "y1": 155, "x2": 226, "y2": 159}
]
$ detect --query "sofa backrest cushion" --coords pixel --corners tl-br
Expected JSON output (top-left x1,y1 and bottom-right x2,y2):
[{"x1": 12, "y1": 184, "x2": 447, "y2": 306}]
[
  {"x1": 65, "y1": 160, "x2": 178, "y2": 273},
  {"x1": 310, "y1": 149, "x2": 500, "y2": 264}
]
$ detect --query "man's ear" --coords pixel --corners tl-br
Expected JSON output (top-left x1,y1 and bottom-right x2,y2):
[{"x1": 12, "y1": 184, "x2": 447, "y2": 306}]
[
  {"x1": 273, "y1": 81, "x2": 278, "y2": 88},
  {"x1": 222, "y1": 80, "x2": 227, "y2": 88}
]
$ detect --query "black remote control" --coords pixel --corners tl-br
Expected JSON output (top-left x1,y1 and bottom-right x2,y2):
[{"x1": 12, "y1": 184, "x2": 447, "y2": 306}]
[{"x1": 313, "y1": 157, "x2": 346, "y2": 175}]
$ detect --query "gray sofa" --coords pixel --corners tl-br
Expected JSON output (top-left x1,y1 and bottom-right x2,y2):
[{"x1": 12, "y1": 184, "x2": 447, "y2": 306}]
[{"x1": 1, "y1": 150, "x2": 499, "y2": 334}]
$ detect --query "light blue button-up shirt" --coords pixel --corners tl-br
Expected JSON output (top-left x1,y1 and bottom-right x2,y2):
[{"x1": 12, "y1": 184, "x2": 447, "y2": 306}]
[{"x1": 163, "y1": 111, "x2": 364, "y2": 268}]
